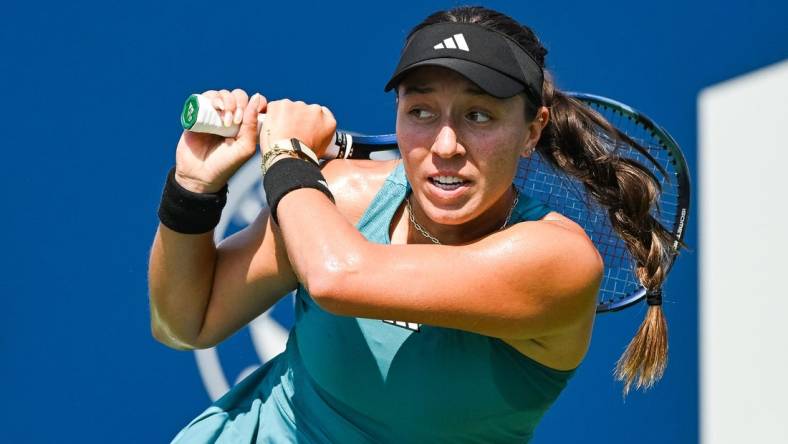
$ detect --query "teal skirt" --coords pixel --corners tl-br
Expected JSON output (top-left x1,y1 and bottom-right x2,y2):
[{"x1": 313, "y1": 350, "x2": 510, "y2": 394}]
[{"x1": 170, "y1": 354, "x2": 302, "y2": 443}]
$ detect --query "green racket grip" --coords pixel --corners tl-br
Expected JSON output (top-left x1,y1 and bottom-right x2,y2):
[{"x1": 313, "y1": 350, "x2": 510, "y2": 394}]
[{"x1": 180, "y1": 94, "x2": 265, "y2": 138}]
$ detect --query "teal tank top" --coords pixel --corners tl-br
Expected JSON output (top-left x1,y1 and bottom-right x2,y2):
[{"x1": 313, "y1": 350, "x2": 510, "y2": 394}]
[{"x1": 172, "y1": 162, "x2": 576, "y2": 444}]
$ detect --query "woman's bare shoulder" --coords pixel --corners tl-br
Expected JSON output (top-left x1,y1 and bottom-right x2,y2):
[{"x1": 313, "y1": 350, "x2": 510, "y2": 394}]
[{"x1": 320, "y1": 159, "x2": 400, "y2": 225}]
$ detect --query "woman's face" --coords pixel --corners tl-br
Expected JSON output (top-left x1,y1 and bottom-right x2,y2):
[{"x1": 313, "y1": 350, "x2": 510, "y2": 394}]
[{"x1": 396, "y1": 66, "x2": 542, "y2": 230}]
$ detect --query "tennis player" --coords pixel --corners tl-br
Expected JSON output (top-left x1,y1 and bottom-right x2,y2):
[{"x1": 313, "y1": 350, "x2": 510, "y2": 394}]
[{"x1": 150, "y1": 6, "x2": 672, "y2": 443}]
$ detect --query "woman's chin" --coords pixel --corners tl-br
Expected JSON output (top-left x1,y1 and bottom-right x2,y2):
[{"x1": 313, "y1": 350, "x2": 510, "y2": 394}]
[{"x1": 421, "y1": 202, "x2": 477, "y2": 227}]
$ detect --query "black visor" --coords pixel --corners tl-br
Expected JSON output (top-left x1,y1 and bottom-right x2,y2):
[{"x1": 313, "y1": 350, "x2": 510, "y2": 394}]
[{"x1": 384, "y1": 22, "x2": 543, "y2": 103}]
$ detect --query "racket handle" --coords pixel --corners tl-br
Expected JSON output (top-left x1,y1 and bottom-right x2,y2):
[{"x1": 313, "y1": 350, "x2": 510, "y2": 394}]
[{"x1": 180, "y1": 94, "x2": 353, "y2": 159}]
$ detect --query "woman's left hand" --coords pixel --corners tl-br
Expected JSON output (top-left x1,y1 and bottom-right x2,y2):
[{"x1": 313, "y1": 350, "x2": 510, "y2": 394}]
[{"x1": 259, "y1": 99, "x2": 337, "y2": 158}]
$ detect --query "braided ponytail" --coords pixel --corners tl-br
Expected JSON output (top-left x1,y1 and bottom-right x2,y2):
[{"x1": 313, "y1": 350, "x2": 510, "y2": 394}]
[
  {"x1": 538, "y1": 78, "x2": 675, "y2": 395},
  {"x1": 409, "y1": 6, "x2": 679, "y2": 394}
]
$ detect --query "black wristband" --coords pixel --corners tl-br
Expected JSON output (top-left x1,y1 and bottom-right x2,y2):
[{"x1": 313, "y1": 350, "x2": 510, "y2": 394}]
[
  {"x1": 263, "y1": 157, "x2": 334, "y2": 225},
  {"x1": 157, "y1": 168, "x2": 228, "y2": 234}
]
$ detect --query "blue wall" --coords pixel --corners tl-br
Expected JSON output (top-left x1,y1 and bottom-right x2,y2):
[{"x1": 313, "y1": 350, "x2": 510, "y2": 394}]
[{"x1": 2, "y1": 1, "x2": 786, "y2": 442}]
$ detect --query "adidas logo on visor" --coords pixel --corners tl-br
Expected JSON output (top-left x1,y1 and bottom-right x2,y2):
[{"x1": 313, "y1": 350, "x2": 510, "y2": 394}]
[{"x1": 433, "y1": 33, "x2": 469, "y2": 51}]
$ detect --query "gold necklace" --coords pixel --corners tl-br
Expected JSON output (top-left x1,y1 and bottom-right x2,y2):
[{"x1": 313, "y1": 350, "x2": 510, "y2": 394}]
[{"x1": 405, "y1": 188, "x2": 519, "y2": 245}]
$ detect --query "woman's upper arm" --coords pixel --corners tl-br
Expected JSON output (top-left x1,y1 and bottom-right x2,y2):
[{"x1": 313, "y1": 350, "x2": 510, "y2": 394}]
[
  {"x1": 193, "y1": 207, "x2": 298, "y2": 348},
  {"x1": 313, "y1": 219, "x2": 603, "y2": 340}
]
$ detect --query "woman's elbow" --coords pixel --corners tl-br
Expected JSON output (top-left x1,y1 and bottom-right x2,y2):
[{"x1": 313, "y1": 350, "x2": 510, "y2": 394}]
[
  {"x1": 302, "y1": 252, "x2": 364, "y2": 314},
  {"x1": 303, "y1": 268, "x2": 349, "y2": 314},
  {"x1": 150, "y1": 314, "x2": 219, "y2": 350},
  {"x1": 151, "y1": 321, "x2": 197, "y2": 350}
]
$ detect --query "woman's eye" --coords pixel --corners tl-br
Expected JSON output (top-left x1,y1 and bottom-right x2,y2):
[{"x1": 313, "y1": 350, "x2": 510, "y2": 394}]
[
  {"x1": 467, "y1": 111, "x2": 491, "y2": 123},
  {"x1": 409, "y1": 108, "x2": 435, "y2": 120}
]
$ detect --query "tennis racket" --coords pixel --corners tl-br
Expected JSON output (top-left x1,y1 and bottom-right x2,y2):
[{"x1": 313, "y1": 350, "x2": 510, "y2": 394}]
[{"x1": 181, "y1": 93, "x2": 690, "y2": 313}]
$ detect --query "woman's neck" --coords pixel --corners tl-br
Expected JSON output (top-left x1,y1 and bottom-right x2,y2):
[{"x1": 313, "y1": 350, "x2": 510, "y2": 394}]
[{"x1": 407, "y1": 186, "x2": 518, "y2": 245}]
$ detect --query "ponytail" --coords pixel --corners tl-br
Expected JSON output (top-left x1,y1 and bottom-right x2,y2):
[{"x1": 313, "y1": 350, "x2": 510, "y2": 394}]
[{"x1": 537, "y1": 76, "x2": 675, "y2": 395}]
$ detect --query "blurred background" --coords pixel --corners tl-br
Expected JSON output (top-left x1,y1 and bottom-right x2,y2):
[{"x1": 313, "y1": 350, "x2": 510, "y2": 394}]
[{"x1": 2, "y1": 0, "x2": 786, "y2": 442}]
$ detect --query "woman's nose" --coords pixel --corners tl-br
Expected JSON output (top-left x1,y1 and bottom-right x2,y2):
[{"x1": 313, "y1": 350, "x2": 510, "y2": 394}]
[{"x1": 430, "y1": 125, "x2": 465, "y2": 158}]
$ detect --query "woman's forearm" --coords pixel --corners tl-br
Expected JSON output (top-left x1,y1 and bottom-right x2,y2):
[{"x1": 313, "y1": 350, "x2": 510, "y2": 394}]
[{"x1": 148, "y1": 224, "x2": 217, "y2": 349}]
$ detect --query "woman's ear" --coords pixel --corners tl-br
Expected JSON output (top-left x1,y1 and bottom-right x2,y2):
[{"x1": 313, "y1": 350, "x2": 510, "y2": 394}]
[{"x1": 521, "y1": 106, "x2": 549, "y2": 157}]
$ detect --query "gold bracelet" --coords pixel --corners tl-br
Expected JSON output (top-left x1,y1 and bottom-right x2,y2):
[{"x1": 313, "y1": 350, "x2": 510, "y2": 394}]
[
  {"x1": 271, "y1": 139, "x2": 319, "y2": 165},
  {"x1": 261, "y1": 138, "x2": 322, "y2": 174},
  {"x1": 261, "y1": 149, "x2": 299, "y2": 174}
]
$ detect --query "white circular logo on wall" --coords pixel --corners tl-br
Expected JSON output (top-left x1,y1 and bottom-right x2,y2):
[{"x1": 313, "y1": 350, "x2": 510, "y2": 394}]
[{"x1": 193, "y1": 154, "x2": 294, "y2": 401}]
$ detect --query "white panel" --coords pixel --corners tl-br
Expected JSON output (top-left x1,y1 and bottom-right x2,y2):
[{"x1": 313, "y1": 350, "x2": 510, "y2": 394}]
[
  {"x1": 700, "y1": 59, "x2": 788, "y2": 444},
  {"x1": 454, "y1": 33, "x2": 469, "y2": 51}
]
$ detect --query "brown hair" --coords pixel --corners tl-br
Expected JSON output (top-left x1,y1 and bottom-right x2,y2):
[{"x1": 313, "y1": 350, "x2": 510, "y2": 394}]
[{"x1": 407, "y1": 6, "x2": 678, "y2": 395}]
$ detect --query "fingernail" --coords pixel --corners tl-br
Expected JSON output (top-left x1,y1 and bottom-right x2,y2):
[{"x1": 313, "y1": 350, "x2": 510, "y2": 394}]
[
  {"x1": 223, "y1": 111, "x2": 233, "y2": 127},
  {"x1": 234, "y1": 108, "x2": 243, "y2": 124}
]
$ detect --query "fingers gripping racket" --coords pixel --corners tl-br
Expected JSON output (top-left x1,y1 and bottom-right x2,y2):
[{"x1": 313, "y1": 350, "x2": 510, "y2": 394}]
[
  {"x1": 181, "y1": 94, "x2": 394, "y2": 160},
  {"x1": 181, "y1": 93, "x2": 690, "y2": 313}
]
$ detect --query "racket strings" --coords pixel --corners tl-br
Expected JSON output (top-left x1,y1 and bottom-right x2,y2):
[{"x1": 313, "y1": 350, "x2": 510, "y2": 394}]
[{"x1": 515, "y1": 103, "x2": 683, "y2": 311}]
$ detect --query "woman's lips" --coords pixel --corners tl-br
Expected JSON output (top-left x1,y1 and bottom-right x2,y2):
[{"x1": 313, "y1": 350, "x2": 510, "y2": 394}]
[
  {"x1": 426, "y1": 175, "x2": 472, "y2": 199},
  {"x1": 429, "y1": 176, "x2": 470, "y2": 190}
]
